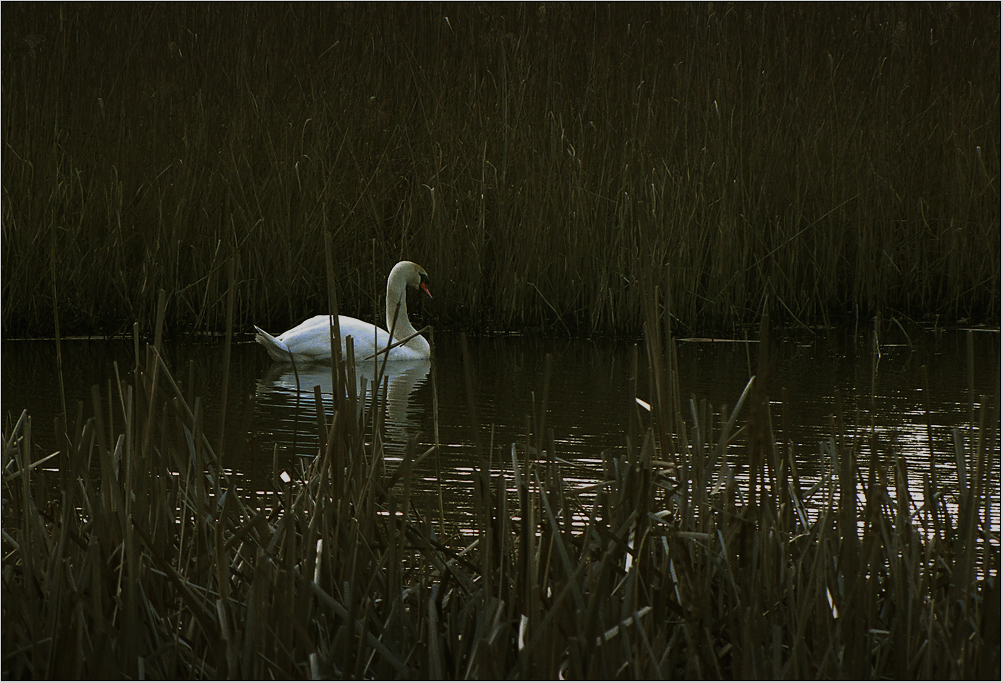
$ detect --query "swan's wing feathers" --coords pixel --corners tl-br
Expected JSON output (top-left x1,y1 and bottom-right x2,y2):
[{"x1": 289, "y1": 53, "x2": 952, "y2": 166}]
[{"x1": 254, "y1": 325, "x2": 293, "y2": 362}]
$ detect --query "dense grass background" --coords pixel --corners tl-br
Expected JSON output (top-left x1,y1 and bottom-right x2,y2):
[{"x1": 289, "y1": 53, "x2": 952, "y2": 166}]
[{"x1": 2, "y1": 3, "x2": 999, "y2": 338}]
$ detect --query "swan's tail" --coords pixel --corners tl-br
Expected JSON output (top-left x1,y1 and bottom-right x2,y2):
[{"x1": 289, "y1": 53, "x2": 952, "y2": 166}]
[{"x1": 253, "y1": 325, "x2": 293, "y2": 362}]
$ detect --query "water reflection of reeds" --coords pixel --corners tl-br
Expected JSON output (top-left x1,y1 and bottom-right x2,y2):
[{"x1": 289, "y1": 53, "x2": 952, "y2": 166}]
[{"x1": 243, "y1": 327, "x2": 999, "y2": 541}]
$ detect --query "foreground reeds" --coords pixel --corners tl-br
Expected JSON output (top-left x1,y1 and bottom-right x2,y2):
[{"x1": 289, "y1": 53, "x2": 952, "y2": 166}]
[
  {"x1": 2, "y1": 3, "x2": 999, "y2": 338},
  {"x1": 3, "y1": 290, "x2": 998, "y2": 678}
]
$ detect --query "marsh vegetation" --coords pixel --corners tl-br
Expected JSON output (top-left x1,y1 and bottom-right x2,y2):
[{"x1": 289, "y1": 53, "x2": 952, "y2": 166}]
[
  {"x1": 3, "y1": 281, "x2": 1000, "y2": 678},
  {"x1": 2, "y1": 5, "x2": 999, "y2": 678},
  {"x1": 2, "y1": 4, "x2": 999, "y2": 338}
]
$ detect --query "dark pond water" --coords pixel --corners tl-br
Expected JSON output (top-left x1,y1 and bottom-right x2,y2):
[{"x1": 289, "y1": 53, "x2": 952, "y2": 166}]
[{"x1": 3, "y1": 327, "x2": 1000, "y2": 535}]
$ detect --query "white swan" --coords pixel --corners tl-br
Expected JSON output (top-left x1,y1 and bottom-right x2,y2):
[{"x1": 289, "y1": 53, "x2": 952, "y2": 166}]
[{"x1": 254, "y1": 261, "x2": 432, "y2": 364}]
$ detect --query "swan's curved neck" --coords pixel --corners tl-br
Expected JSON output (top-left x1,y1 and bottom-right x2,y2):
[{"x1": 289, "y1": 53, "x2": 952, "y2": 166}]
[{"x1": 386, "y1": 277, "x2": 417, "y2": 342}]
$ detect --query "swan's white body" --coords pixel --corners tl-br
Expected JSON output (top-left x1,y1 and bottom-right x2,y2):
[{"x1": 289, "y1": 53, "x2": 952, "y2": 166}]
[{"x1": 254, "y1": 261, "x2": 432, "y2": 364}]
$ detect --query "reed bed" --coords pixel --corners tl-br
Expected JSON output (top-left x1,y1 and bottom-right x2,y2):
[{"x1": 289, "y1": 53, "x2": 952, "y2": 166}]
[
  {"x1": 3, "y1": 284, "x2": 998, "y2": 679},
  {"x1": 2, "y1": 3, "x2": 999, "y2": 338}
]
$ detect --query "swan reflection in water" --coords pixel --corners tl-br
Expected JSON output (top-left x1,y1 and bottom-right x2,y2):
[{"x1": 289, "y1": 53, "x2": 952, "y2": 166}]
[{"x1": 254, "y1": 358, "x2": 431, "y2": 459}]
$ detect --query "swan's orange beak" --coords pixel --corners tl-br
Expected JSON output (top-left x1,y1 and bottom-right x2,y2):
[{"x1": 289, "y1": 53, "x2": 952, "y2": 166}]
[{"x1": 420, "y1": 282, "x2": 432, "y2": 300}]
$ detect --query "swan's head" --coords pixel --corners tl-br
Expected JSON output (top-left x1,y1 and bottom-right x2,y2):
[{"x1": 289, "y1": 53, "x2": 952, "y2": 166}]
[{"x1": 392, "y1": 261, "x2": 433, "y2": 300}]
